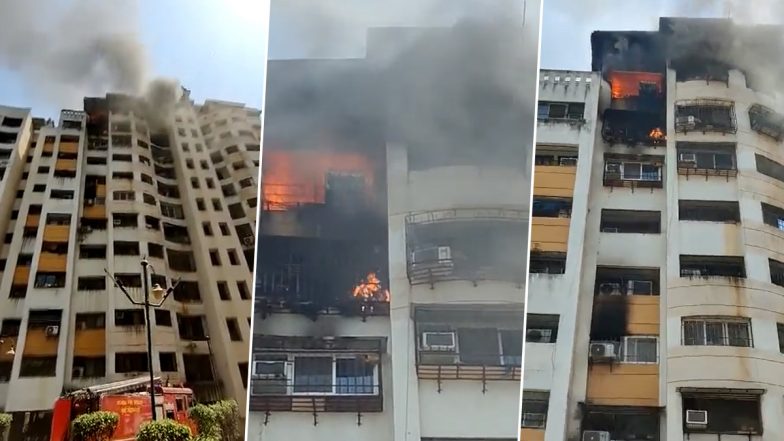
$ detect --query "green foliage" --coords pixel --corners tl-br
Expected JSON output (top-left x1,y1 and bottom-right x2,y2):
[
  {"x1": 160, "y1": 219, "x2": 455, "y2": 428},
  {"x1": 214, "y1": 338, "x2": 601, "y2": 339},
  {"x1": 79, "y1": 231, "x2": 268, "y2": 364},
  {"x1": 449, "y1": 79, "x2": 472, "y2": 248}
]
[
  {"x1": 136, "y1": 419, "x2": 192, "y2": 441},
  {"x1": 188, "y1": 404, "x2": 220, "y2": 441},
  {"x1": 0, "y1": 413, "x2": 10, "y2": 431},
  {"x1": 210, "y1": 400, "x2": 242, "y2": 441},
  {"x1": 71, "y1": 411, "x2": 119, "y2": 441}
]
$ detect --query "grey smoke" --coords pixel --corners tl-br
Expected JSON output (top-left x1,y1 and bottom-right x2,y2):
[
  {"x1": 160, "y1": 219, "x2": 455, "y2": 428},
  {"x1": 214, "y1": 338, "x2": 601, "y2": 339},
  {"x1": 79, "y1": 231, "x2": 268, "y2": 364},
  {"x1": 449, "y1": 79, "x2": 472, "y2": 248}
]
[{"x1": 142, "y1": 78, "x2": 184, "y2": 131}]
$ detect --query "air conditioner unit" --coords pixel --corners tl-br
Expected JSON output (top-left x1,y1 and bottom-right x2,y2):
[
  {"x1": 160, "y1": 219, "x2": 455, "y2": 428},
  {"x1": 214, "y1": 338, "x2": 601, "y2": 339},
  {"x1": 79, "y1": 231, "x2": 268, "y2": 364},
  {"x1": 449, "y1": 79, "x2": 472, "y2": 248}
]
[
  {"x1": 599, "y1": 282, "x2": 623, "y2": 296},
  {"x1": 605, "y1": 163, "x2": 621, "y2": 174},
  {"x1": 113, "y1": 219, "x2": 122, "y2": 226},
  {"x1": 559, "y1": 157, "x2": 578, "y2": 166},
  {"x1": 677, "y1": 115, "x2": 697, "y2": 127},
  {"x1": 582, "y1": 430, "x2": 611, "y2": 441},
  {"x1": 627, "y1": 280, "x2": 653, "y2": 295},
  {"x1": 45, "y1": 325, "x2": 60, "y2": 337},
  {"x1": 242, "y1": 236, "x2": 255, "y2": 247},
  {"x1": 412, "y1": 246, "x2": 452, "y2": 264},
  {"x1": 422, "y1": 331, "x2": 456, "y2": 351},
  {"x1": 72, "y1": 367, "x2": 85, "y2": 378},
  {"x1": 601, "y1": 227, "x2": 619, "y2": 233},
  {"x1": 679, "y1": 153, "x2": 697, "y2": 164},
  {"x1": 685, "y1": 409, "x2": 708, "y2": 429},
  {"x1": 589, "y1": 342, "x2": 617, "y2": 360}
]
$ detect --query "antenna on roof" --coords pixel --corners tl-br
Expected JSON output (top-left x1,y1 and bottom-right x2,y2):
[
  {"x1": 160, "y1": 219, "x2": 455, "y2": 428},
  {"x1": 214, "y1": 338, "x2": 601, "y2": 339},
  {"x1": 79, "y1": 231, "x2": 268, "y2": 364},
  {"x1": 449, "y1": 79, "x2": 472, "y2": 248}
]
[{"x1": 723, "y1": 0, "x2": 733, "y2": 19}]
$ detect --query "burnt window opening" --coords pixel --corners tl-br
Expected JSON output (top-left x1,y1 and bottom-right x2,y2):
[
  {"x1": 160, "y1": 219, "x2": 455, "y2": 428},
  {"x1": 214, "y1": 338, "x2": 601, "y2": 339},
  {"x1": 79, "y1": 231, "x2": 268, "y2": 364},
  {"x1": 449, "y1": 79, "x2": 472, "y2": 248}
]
[
  {"x1": 521, "y1": 391, "x2": 550, "y2": 429},
  {"x1": 0, "y1": 319, "x2": 20, "y2": 338},
  {"x1": 682, "y1": 317, "x2": 752, "y2": 347},
  {"x1": 676, "y1": 142, "x2": 737, "y2": 176},
  {"x1": 675, "y1": 100, "x2": 736, "y2": 134},
  {"x1": 680, "y1": 390, "x2": 761, "y2": 434},
  {"x1": 167, "y1": 250, "x2": 196, "y2": 272},
  {"x1": 529, "y1": 252, "x2": 566, "y2": 275},
  {"x1": 601, "y1": 109, "x2": 666, "y2": 146},
  {"x1": 111, "y1": 122, "x2": 131, "y2": 133},
  {"x1": 581, "y1": 406, "x2": 660, "y2": 441},
  {"x1": 228, "y1": 203, "x2": 245, "y2": 220},
  {"x1": 157, "y1": 182, "x2": 180, "y2": 199},
  {"x1": 114, "y1": 273, "x2": 142, "y2": 288},
  {"x1": 755, "y1": 154, "x2": 784, "y2": 184},
  {"x1": 594, "y1": 266, "x2": 660, "y2": 296},
  {"x1": 77, "y1": 277, "x2": 106, "y2": 291},
  {"x1": 162, "y1": 223, "x2": 191, "y2": 244},
  {"x1": 19, "y1": 357, "x2": 57, "y2": 377},
  {"x1": 112, "y1": 171, "x2": 133, "y2": 180},
  {"x1": 226, "y1": 318, "x2": 242, "y2": 341},
  {"x1": 177, "y1": 314, "x2": 207, "y2": 341},
  {"x1": 532, "y1": 197, "x2": 572, "y2": 218},
  {"x1": 679, "y1": 200, "x2": 740, "y2": 223},
  {"x1": 0, "y1": 131, "x2": 18, "y2": 144},
  {"x1": 42, "y1": 242, "x2": 68, "y2": 255},
  {"x1": 538, "y1": 101, "x2": 585, "y2": 122},
  {"x1": 113, "y1": 241, "x2": 140, "y2": 256},
  {"x1": 115, "y1": 352, "x2": 147, "y2": 373},
  {"x1": 603, "y1": 155, "x2": 663, "y2": 189},
  {"x1": 154, "y1": 165, "x2": 176, "y2": 180},
  {"x1": 415, "y1": 308, "x2": 523, "y2": 367},
  {"x1": 160, "y1": 353, "x2": 177, "y2": 372},
  {"x1": 405, "y1": 210, "x2": 527, "y2": 286},
  {"x1": 46, "y1": 213, "x2": 71, "y2": 225},
  {"x1": 526, "y1": 314, "x2": 559, "y2": 343},
  {"x1": 770, "y1": 259, "x2": 784, "y2": 288},
  {"x1": 600, "y1": 210, "x2": 660, "y2": 234},
  {"x1": 673, "y1": 57, "x2": 731, "y2": 83},
  {"x1": 680, "y1": 255, "x2": 746, "y2": 279},
  {"x1": 749, "y1": 103, "x2": 784, "y2": 142},
  {"x1": 81, "y1": 218, "x2": 107, "y2": 230},
  {"x1": 590, "y1": 297, "x2": 628, "y2": 343},
  {"x1": 114, "y1": 309, "x2": 145, "y2": 327},
  {"x1": 72, "y1": 357, "x2": 105, "y2": 378},
  {"x1": 155, "y1": 309, "x2": 172, "y2": 327},
  {"x1": 147, "y1": 243, "x2": 164, "y2": 258},
  {"x1": 172, "y1": 281, "x2": 201, "y2": 303},
  {"x1": 51, "y1": 190, "x2": 74, "y2": 200},
  {"x1": 111, "y1": 135, "x2": 132, "y2": 147},
  {"x1": 1, "y1": 117, "x2": 23, "y2": 128},
  {"x1": 183, "y1": 354, "x2": 215, "y2": 382}
]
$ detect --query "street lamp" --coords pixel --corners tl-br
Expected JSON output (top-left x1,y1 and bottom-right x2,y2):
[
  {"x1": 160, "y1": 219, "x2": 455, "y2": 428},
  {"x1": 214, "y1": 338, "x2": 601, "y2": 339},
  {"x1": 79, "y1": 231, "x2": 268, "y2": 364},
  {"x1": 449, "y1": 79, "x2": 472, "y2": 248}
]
[{"x1": 105, "y1": 258, "x2": 181, "y2": 421}]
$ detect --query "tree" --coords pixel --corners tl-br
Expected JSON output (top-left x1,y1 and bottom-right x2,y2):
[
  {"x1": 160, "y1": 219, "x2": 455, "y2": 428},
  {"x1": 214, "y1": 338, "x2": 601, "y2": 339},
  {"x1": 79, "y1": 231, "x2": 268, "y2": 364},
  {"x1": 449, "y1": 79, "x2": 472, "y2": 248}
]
[
  {"x1": 136, "y1": 419, "x2": 192, "y2": 441},
  {"x1": 0, "y1": 413, "x2": 11, "y2": 441},
  {"x1": 210, "y1": 400, "x2": 242, "y2": 441},
  {"x1": 188, "y1": 404, "x2": 220, "y2": 441},
  {"x1": 71, "y1": 411, "x2": 119, "y2": 441}
]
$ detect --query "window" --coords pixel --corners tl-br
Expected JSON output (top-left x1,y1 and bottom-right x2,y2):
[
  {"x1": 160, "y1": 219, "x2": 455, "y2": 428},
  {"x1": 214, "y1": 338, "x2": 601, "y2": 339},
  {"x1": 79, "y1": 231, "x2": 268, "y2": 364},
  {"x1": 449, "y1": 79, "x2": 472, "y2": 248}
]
[
  {"x1": 755, "y1": 154, "x2": 784, "y2": 183},
  {"x1": 681, "y1": 391, "x2": 761, "y2": 434},
  {"x1": 219, "y1": 223, "x2": 230, "y2": 236},
  {"x1": 190, "y1": 177, "x2": 200, "y2": 189},
  {"x1": 75, "y1": 313, "x2": 105, "y2": 330},
  {"x1": 226, "y1": 318, "x2": 242, "y2": 341},
  {"x1": 600, "y1": 210, "x2": 660, "y2": 233},
  {"x1": 160, "y1": 203, "x2": 184, "y2": 219},
  {"x1": 529, "y1": 252, "x2": 566, "y2": 275},
  {"x1": 778, "y1": 323, "x2": 784, "y2": 353},
  {"x1": 116, "y1": 353, "x2": 147, "y2": 373},
  {"x1": 112, "y1": 213, "x2": 138, "y2": 228},
  {"x1": 160, "y1": 352, "x2": 177, "y2": 371},
  {"x1": 675, "y1": 100, "x2": 736, "y2": 133},
  {"x1": 228, "y1": 249, "x2": 240, "y2": 265},
  {"x1": 155, "y1": 309, "x2": 172, "y2": 327},
  {"x1": 538, "y1": 101, "x2": 584, "y2": 120},
  {"x1": 682, "y1": 317, "x2": 752, "y2": 347},
  {"x1": 761, "y1": 202, "x2": 784, "y2": 230},
  {"x1": 532, "y1": 197, "x2": 572, "y2": 218},
  {"x1": 112, "y1": 154, "x2": 132, "y2": 162},
  {"x1": 148, "y1": 243, "x2": 164, "y2": 258},
  {"x1": 51, "y1": 190, "x2": 74, "y2": 199},
  {"x1": 521, "y1": 391, "x2": 549, "y2": 429},
  {"x1": 770, "y1": 259, "x2": 784, "y2": 287},
  {"x1": 679, "y1": 200, "x2": 740, "y2": 223},
  {"x1": 113, "y1": 191, "x2": 135, "y2": 201},
  {"x1": 209, "y1": 250, "x2": 221, "y2": 266},
  {"x1": 143, "y1": 193, "x2": 156, "y2": 205},
  {"x1": 211, "y1": 199, "x2": 222, "y2": 211},
  {"x1": 677, "y1": 142, "x2": 736, "y2": 171},
  {"x1": 526, "y1": 314, "x2": 559, "y2": 343},
  {"x1": 114, "y1": 241, "x2": 140, "y2": 256},
  {"x1": 77, "y1": 277, "x2": 106, "y2": 291},
  {"x1": 34, "y1": 272, "x2": 65, "y2": 288},
  {"x1": 115, "y1": 309, "x2": 145, "y2": 326},
  {"x1": 680, "y1": 255, "x2": 745, "y2": 278},
  {"x1": 79, "y1": 245, "x2": 106, "y2": 259},
  {"x1": 196, "y1": 198, "x2": 206, "y2": 211},
  {"x1": 228, "y1": 203, "x2": 245, "y2": 219},
  {"x1": 33, "y1": 184, "x2": 46, "y2": 192},
  {"x1": 202, "y1": 222, "x2": 213, "y2": 236},
  {"x1": 621, "y1": 336, "x2": 658, "y2": 363},
  {"x1": 206, "y1": 178, "x2": 215, "y2": 189},
  {"x1": 218, "y1": 282, "x2": 231, "y2": 300},
  {"x1": 605, "y1": 161, "x2": 662, "y2": 182},
  {"x1": 167, "y1": 250, "x2": 197, "y2": 272},
  {"x1": 237, "y1": 281, "x2": 250, "y2": 300}
]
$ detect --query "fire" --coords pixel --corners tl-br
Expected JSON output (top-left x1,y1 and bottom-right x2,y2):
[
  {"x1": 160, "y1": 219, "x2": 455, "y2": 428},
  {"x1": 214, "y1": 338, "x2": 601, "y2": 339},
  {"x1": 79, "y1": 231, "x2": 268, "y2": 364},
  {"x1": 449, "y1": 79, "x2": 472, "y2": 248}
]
[
  {"x1": 261, "y1": 147, "x2": 376, "y2": 211},
  {"x1": 609, "y1": 71, "x2": 664, "y2": 99},
  {"x1": 648, "y1": 127, "x2": 665, "y2": 140},
  {"x1": 352, "y1": 272, "x2": 390, "y2": 302}
]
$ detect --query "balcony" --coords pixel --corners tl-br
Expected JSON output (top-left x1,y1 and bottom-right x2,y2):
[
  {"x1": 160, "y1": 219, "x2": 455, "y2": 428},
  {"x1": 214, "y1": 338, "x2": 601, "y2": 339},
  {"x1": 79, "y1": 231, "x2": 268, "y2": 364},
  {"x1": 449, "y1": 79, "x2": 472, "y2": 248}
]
[
  {"x1": 248, "y1": 336, "x2": 384, "y2": 418},
  {"x1": 405, "y1": 208, "x2": 527, "y2": 287},
  {"x1": 13, "y1": 266, "x2": 30, "y2": 285},
  {"x1": 749, "y1": 103, "x2": 784, "y2": 142},
  {"x1": 603, "y1": 154, "x2": 663, "y2": 191},
  {"x1": 414, "y1": 307, "x2": 523, "y2": 389},
  {"x1": 43, "y1": 225, "x2": 70, "y2": 242},
  {"x1": 579, "y1": 405, "x2": 660, "y2": 441},
  {"x1": 676, "y1": 142, "x2": 737, "y2": 179},
  {"x1": 679, "y1": 388, "x2": 762, "y2": 435},
  {"x1": 38, "y1": 252, "x2": 67, "y2": 272},
  {"x1": 674, "y1": 99, "x2": 736, "y2": 134},
  {"x1": 601, "y1": 109, "x2": 666, "y2": 146},
  {"x1": 679, "y1": 255, "x2": 746, "y2": 279}
]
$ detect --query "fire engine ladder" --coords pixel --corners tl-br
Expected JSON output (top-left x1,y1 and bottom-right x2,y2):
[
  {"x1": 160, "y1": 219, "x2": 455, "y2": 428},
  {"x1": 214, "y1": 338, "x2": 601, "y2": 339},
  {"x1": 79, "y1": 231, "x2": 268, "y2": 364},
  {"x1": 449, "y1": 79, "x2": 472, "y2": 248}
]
[{"x1": 74, "y1": 376, "x2": 162, "y2": 398}]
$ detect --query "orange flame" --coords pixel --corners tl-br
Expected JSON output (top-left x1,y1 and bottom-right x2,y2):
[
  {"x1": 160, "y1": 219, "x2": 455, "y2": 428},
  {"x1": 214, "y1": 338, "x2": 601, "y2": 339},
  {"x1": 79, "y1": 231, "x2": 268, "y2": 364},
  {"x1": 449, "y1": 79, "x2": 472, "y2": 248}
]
[
  {"x1": 352, "y1": 272, "x2": 390, "y2": 302},
  {"x1": 649, "y1": 127, "x2": 665, "y2": 140},
  {"x1": 609, "y1": 71, "x2": 664, "y2": 99}
]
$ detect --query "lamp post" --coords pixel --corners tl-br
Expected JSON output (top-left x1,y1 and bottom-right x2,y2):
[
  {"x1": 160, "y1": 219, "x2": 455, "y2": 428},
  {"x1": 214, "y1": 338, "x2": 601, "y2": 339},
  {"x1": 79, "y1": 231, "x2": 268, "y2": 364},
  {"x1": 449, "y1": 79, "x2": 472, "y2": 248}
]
[{"x1": 106, "y1": 258, "x2": 180, "y2": 421}]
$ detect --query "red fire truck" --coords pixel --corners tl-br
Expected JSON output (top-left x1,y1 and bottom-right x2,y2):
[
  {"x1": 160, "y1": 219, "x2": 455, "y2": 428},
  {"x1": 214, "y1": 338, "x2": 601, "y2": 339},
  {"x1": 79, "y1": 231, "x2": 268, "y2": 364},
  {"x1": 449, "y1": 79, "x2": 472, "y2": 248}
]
[{"x1": 49, "y1": 376, "x2": 198, "y2": 441}]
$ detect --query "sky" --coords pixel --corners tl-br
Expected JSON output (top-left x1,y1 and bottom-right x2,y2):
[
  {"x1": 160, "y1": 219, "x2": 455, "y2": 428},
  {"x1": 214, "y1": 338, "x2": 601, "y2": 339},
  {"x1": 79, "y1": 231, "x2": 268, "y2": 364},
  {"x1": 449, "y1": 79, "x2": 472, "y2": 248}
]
[{"x1": 0, "y1": 0, "x2": 269, "y2": 119}]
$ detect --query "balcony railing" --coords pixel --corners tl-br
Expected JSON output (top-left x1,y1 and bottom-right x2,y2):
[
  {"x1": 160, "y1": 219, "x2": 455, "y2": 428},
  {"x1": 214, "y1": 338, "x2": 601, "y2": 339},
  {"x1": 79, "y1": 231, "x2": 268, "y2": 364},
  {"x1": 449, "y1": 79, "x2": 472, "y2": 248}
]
[
  {"x1": 674, "y1": 99, "x2": 737, "y2": 134},
  {"x1": 416, "y1": 349, "x2": 522, "y2": 389},
  {"x1": 601, "y1": 109, "x2": 666, "y2": 146},
  {"x1": 248, "y1": 383, "x2": 383, "y2": 413}
]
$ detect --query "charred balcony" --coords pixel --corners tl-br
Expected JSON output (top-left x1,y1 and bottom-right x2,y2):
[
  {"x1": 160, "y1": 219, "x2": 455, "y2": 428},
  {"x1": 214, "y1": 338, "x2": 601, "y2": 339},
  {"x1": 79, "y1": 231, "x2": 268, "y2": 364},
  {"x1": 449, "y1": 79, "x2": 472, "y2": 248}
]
[
  {"x1": 414, "y1": 307, "x2": 523, "y2": 389},
  {"x1": 532, "y1": 197, "x2": 572, "y2": 218},
  {"x1": 601, "y1": 109, "x2": 665, "y2": 146},
  {"x1": 676, "y1": 142, "x2": 737, "y2": 179},
  {"x1": 671, "y1": 57, "x2": 731, "y2": 84},
  {"x1": 579, "y1": 404, "x2": 661, "y2": 441},
  {"x1": 248, "y1": 336, "x2": 384, "y2": 419},
  {"x1": 528, "y1": 251, "x2": 566, "y2": 275},
  {"x1": 255, "y1": 236, "x2": 389, "y2": 320},
  {"x1": 749, "y1": 103, "x2": 784, "y2": 142},
  {"x1": 603, "y1": 154, "x2": 664, "y2": 191},
  {"x1": 674, "y1": 99, "x2": 736, "y2": 134},
  {"x1": 405, "y1": 208, "x2": 527, "y2": 287},
  {"x1": 594, "y1": 267, "x2": 660, "y2": 297}
]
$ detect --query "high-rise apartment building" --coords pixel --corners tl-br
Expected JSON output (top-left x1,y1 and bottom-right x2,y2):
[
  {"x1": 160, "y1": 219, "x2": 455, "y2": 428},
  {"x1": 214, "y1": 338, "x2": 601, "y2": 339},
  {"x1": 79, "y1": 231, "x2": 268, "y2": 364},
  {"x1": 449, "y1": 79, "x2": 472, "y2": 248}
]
[
  {"x1": 524, "y1": 17, "x2": 784, "y2": 441},
  {"x1": 0, "y1": 91, "x2": 260, "y2": 439},
  {"x1": 249, "y1": 25, "x2": 532, "y2": 441}
]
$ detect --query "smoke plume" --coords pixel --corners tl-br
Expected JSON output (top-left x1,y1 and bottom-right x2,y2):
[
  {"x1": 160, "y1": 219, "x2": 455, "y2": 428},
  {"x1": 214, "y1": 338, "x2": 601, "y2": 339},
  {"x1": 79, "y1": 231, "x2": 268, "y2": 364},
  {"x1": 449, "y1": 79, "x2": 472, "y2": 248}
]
[
  {"x1": 0, "y1": 0, "x2": 147, "y2": 108},
  {"x1": 142, "y1": 78, "x2": 184, "y2": 131}
]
